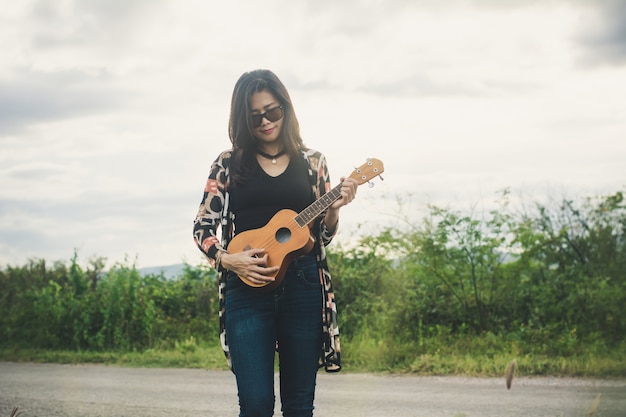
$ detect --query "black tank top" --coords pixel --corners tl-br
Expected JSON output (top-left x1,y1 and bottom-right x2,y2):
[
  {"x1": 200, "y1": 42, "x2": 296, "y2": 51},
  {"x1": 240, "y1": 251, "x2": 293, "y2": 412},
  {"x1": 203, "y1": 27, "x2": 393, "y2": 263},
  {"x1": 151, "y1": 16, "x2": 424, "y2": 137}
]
[{"x1": 229, "y1": 156, "x2": 313, "y2": 234}]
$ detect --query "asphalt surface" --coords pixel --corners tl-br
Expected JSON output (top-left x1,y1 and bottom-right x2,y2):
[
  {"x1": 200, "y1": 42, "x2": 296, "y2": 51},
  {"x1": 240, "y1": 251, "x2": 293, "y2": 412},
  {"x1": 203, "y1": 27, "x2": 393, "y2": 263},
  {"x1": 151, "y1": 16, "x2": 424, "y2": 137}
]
[{"x1": 0, "y1": 362, "x2": 624, "y2": 417}]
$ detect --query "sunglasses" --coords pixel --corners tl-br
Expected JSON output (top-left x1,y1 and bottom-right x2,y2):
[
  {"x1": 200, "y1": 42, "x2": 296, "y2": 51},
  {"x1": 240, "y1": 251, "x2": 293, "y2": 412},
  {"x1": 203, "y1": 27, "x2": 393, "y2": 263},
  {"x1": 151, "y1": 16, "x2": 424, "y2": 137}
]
[{"x1": 250, "y1": 106, "x2": 284, "y2": 127}]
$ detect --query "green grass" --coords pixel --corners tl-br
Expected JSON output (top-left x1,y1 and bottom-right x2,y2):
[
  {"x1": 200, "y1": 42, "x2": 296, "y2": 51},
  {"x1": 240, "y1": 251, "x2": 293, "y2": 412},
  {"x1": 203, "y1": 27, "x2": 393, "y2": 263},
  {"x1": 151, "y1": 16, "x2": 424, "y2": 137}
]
[
  {"x1": 0, "y1": 338, "x2": 230, "y2": 371},
  {"x1": 340, "y1": 333, "x2": 626, "y2": 377},
  {"x1": 1, "y1": 335, "x2": 624, "y2": 378},
  {"x1": 0, "y1": 346, "x2": 230, "y2": 370}
]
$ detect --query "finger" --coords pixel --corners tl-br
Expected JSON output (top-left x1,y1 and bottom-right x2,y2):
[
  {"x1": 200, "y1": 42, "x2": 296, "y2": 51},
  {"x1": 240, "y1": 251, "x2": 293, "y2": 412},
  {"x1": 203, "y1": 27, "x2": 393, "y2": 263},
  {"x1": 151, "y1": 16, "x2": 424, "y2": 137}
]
[
  {"x1": 347, "y1": 178, "x2": 358, "y2": 192},
  {"x1": 239, "y1": 268, "x2": 271, "y2": 284},
  {"x1": 253, "y1": 253, "x2": 277, "y2": 269},
  {"x1": 255, "y1": 260, "x2": 279, "y2": 274},
  {"x1": 248, "y1": 270, "x2": 276, "y2": 283},
  {"x1": 244, "y1": 275, "x2": 270, "y2": 285},
  {"x1": 342, "y1": 185, "x2": 355, "y2": 202},
  {"x1": 247, "y1": 248, "x2": 266, "y2": 257}
]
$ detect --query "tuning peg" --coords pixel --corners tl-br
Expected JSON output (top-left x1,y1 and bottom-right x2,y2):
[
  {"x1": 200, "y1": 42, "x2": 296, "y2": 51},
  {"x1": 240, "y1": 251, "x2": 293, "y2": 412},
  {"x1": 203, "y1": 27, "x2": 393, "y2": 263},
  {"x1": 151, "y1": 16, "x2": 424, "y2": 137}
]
[
  {"x1": 379, "y1": 175, "x2": 384, "y2": 181},
  {"x1": 367, "y1": 181, "x2": 375, "y2": 188}
]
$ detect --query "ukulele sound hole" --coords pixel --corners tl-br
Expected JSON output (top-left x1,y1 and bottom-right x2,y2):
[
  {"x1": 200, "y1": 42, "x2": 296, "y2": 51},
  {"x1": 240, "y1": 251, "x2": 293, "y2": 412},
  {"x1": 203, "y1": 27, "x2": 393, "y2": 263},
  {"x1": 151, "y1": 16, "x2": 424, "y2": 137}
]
[{"x1": 275, "y1": 227, "x2": 292, "y2": 243}]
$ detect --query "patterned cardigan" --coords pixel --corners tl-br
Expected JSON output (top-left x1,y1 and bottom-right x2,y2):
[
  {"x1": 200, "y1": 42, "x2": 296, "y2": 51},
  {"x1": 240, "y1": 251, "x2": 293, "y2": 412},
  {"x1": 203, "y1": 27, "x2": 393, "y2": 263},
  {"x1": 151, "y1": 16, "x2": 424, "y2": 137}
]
[{"x1": 193, "y1": 148, "x2": 342, "y2": 372}]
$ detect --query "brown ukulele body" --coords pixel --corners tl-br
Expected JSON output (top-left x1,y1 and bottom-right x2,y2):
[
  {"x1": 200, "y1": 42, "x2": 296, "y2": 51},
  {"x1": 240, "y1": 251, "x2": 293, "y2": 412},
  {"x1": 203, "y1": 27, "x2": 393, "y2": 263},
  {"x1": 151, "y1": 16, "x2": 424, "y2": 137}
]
[
  {"x1": 227, "y1": 158, "x2": 384, "y2": 291},
  {"x1": 227, "y1": 209, "x2": 315, "y2": 291}
]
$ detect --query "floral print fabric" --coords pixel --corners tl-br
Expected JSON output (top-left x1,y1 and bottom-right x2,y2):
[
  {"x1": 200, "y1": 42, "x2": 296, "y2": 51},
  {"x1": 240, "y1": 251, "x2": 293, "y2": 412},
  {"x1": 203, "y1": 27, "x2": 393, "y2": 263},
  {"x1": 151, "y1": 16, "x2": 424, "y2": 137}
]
[{"x1": 193, "y1": 148, "x2": 342, "y2": 372}]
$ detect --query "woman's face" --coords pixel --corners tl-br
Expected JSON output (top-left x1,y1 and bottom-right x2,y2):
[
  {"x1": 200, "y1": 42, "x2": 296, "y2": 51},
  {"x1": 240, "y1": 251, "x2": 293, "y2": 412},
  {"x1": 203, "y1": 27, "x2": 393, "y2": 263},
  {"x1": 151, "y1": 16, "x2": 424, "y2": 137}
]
[{"x1": 249, "y1": 90, "x2": 283, "y2": 146}]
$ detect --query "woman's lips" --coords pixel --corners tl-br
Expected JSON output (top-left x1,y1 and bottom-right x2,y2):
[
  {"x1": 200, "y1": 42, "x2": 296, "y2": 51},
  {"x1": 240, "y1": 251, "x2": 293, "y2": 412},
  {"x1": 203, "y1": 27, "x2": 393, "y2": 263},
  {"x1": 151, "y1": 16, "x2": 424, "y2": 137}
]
[{"x1": 261, "y1": 127, "x2": 274, "y2": 135}]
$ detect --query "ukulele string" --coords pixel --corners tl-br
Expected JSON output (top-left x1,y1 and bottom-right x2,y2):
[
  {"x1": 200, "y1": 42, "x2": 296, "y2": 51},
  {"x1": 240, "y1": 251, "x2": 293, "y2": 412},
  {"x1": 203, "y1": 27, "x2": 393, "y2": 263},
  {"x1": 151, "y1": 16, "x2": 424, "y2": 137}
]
[{"x1": 249, "y1": 181, "x2": 349, "y2": 258}]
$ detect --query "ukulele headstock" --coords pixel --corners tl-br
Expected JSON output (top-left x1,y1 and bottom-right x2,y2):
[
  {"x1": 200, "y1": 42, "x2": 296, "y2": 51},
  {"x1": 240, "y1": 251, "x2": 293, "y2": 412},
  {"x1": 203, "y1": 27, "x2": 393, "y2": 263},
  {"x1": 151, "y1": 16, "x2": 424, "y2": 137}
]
[{"x1": 348, "y1": 158, "x2": 385, "y2": 185}]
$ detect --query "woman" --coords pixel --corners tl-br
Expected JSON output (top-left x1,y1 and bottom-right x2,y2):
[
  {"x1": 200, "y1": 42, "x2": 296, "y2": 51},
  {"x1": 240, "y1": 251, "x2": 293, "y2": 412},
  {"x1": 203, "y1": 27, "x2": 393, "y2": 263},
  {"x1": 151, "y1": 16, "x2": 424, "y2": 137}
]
[{"x1": 193, "y1": 69, "x2": 358, "y2": 417}]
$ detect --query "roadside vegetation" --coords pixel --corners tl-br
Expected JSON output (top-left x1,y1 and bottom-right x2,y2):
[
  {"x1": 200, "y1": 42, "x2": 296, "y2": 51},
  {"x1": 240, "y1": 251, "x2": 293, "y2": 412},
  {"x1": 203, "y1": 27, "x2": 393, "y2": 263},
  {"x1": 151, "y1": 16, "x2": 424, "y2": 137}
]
[{"x1": 1, "y1": 189, "x2": 624, "y2": 377}]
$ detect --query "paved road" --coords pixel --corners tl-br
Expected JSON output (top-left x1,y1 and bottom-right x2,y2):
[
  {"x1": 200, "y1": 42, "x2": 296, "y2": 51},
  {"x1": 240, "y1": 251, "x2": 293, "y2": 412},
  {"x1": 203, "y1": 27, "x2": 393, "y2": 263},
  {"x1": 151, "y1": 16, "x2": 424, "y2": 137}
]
[{"x1": 0, "y1": 362, "x2": 624, "y2": 417}]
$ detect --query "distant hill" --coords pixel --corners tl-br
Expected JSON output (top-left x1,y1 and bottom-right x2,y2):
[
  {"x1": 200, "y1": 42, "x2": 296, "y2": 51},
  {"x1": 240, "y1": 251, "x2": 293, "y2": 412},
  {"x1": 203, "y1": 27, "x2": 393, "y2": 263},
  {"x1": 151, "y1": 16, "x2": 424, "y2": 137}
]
[{"x1": 138, "y1": 263, "x2": 186, "y2": 280}]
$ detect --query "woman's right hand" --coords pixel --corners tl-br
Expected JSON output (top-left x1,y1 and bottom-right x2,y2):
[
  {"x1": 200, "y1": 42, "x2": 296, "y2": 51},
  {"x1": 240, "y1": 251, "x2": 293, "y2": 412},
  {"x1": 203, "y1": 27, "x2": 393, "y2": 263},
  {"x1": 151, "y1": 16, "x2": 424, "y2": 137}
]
[{"x1": 220, "y1": 248, "x2": 280, "y2": 286}]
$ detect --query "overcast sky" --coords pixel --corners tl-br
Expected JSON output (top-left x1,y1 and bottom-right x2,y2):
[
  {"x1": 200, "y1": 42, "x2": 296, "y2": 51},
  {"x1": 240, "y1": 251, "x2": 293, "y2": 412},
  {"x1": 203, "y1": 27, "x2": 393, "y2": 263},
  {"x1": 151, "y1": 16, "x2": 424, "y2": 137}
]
[{"x1": 1, "y1": 0, "x2": 625, "y2": 269}]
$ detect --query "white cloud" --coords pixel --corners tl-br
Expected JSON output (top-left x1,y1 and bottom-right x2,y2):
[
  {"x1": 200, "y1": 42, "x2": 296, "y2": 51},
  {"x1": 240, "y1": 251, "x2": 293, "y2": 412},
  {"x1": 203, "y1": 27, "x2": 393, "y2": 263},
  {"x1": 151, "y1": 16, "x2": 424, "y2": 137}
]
[
  {"x1": 0, "y1": 0, "x2": 624, "y2": 269},
  {"x1": 574, "y1": 0, "x2": 626, "y2": 66}
]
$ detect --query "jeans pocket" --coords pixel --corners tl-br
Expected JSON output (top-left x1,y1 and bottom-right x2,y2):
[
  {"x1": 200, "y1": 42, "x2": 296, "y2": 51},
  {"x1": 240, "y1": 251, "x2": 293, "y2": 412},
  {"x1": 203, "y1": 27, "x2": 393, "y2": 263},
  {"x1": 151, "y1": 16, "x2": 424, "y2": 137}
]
[
  {"x1": 225, "y1": 271, "x2": 245, "y2": 294},
  {"x1": 296, "y1": 259, "x2": 321, "y2": 288}
]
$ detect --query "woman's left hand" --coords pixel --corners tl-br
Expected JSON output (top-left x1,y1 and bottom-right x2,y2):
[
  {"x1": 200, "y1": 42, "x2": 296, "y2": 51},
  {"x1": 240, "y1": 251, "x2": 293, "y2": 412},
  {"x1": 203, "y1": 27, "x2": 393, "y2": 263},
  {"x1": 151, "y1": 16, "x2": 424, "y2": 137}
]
[
  {"x1": 330, "y1": 177, "x2": 358, "y2": 210},
  {"x1": 324, "y1": 177, "x2": 358, "y2": 233}
]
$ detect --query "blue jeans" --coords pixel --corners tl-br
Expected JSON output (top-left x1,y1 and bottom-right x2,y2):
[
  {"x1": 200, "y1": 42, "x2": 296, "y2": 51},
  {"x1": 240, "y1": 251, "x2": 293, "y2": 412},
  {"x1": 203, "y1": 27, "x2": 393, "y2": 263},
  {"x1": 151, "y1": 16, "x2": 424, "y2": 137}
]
[{"x1": 225, "y1": 255, "x2": 323, "y2": 417}]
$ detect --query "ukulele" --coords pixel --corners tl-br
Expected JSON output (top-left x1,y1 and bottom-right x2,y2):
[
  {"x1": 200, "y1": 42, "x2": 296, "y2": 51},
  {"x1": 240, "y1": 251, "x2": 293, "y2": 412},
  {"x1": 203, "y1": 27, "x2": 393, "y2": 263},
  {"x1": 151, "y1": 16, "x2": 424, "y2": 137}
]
[{"x1": 228, "y1": 158, "x2": 385, "y2": 290}]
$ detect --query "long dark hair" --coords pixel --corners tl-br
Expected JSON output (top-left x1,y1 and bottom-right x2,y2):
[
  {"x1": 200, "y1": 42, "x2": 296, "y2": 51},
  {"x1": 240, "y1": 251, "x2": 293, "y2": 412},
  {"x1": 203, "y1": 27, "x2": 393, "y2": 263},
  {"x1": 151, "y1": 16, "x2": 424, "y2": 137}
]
[{"x1": 228, "y1": 69, "x2": 305, "y2": 186}]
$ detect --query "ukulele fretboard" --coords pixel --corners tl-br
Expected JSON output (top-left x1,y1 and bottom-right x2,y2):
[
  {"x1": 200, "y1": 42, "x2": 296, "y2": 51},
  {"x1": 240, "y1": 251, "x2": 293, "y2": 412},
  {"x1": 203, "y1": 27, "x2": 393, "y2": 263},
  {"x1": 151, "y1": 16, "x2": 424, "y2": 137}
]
[{"x1": 294, "y1": 184, "x2": 343, "y2": 228}]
